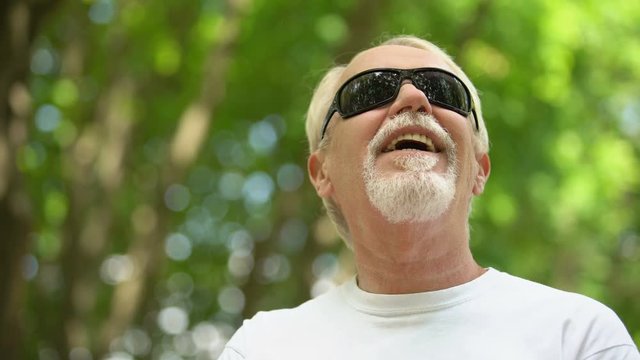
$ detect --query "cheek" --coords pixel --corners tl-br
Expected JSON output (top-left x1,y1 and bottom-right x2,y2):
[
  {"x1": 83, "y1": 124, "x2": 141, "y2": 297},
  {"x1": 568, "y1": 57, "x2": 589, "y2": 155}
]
[
  {"x1": 455, "y1": 139, "x2": 480, "y2": 192},
  {"x1": 325, "y1": 138, "x2": 371, "y2": 195},
  {"x1": 330, "y1": 114, "x2": 380, "y2": 162}
]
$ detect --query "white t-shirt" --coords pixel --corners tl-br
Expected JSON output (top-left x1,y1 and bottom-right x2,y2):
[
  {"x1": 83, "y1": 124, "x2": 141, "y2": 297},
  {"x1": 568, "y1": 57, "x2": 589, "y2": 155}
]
[{"x1": 218, "y1": 268, "x2": 639, "y2": 359}]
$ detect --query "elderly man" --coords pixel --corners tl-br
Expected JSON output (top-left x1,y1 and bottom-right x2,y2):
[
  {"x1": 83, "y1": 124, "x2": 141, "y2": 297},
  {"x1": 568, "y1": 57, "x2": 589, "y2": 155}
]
[{"x1": 218, "y1": 35, "x2": 639, "y2": 359}]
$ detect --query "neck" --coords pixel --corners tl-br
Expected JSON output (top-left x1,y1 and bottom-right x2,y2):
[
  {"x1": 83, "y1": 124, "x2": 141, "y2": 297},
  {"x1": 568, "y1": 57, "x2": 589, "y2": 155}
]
[{"x1": 351, "y1": 217, "x2": 484, "y2": 294}]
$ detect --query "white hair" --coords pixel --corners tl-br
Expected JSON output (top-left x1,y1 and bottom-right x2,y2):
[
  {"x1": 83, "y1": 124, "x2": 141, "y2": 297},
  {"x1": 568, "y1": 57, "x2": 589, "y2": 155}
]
[{"x1": 304, "y1": 35, "x2": 490, "y2": 246}]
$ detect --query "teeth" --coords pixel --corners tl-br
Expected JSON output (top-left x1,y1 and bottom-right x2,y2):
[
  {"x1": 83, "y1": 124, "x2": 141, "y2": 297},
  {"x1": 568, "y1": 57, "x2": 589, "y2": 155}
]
[{"x1": 385, "y1": 133, "x2": 435, "y2": 152}]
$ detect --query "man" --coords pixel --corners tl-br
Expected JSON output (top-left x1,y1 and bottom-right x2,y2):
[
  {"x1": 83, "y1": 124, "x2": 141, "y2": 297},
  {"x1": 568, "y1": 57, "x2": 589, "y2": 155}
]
[{"x1": 218, "y1": 35, "x2": 639, "y2": 359}]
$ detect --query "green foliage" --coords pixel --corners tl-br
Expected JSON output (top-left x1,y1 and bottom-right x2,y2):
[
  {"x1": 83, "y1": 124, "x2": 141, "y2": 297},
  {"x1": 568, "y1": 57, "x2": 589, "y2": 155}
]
[{"x1": 18, "y1": 0, "x2": 640, "y2": 358}]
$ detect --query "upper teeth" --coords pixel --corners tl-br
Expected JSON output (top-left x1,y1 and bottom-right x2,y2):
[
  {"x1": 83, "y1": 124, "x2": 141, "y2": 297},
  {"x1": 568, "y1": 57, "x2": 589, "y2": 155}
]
[{"x1": 386, "y1": 133, "x2": 435, "y2": 152}]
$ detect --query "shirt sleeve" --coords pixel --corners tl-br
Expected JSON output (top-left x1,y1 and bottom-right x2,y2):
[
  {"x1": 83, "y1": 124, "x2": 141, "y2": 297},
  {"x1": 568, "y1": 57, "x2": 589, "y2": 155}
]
[
  {"x1": 583, "y1": 344, "x2": 640, "y2": 360},
  {"x1": 217, "y1": 322, "x2": 248, "y2": 360},
  {"x1": 217, "y1": 345, "x2": 246, "y2": 360},
  {"x1": 565, "y1": 296, "x2": 640, "y2": 360}
]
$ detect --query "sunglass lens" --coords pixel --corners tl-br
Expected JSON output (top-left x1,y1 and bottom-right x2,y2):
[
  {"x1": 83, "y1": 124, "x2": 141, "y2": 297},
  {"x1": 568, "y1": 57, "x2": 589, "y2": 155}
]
[
  {"x1": 339, "y1": 71, "x2": 399, "y2": 116},
  {"x1": 414, "y1": 72, "x2": 469, "y2": 113}
]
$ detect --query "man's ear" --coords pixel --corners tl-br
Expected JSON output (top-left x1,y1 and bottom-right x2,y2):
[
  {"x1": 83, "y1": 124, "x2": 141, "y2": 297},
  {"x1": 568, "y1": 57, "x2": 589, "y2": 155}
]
[
  {"x1": 472, "y1": 153, "x2": 491, "y2": 195},
  {"x1": 308, "y1": 151, "x2": 333, "y2": 198}
]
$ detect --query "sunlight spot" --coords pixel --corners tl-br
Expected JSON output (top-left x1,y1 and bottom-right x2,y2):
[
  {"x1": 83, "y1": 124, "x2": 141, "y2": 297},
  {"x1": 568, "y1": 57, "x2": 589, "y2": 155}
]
[
  {"x1": 22, "y1": 254, "x2": 38, "y2": 280},
  {"x1": 36, "y1": 232, "x2": 62, "y2": 260},
  {"x1": 100, "y1": 255, "x2": 135, "y2": 285},
  {"x1": 258, "y1": 253, "x2": 290, "y2": 283},
  {"x1": 242, "y1": 172, "x2": 274, "y2": 205},
  {"x1": 203, "y1": 193, "x2": 229, "y2": 220},
  {"x1": 218, "y1": 172, "x2": 244, "y2": 200},
  {"x1": 620, "y1": 101, "x2": 640, "y2": 138},
  {"x1": 487, "y1": 191, "x2": 517, "y2": 226},
  {"x1": 315, "y1": 14, "x2": 347, "y2": 45},
  {"x1": 165, "y1": 233, "x2": 192, "y2": 261},
  {"x1": 18, "y1": 141, "x2": 47, "y2": 171},
  {"x1": 155, "y1": 39, "x2": 181, "y2": 75},
  {"x1": 35, "y1": 104, "x2": 61, "y2": 132},
  {"x1": 164, "y1": 184, "x2": 191, "y2": 212},
  {"x1": 217, "y1": 286, "x2": 245, "y2": 314},
  {"x1": 619, "y1": 232, "x2": 639, "y2": 260},
  {"x1": 213, "y1": 136, "x2": 253, "y2": 168},
  {"x1": 227, "y1": 249, "x2": 254, "y2": 278},
  {"x1": 31, "y1": 48, "x2": 57, "y2": 75},
  {"x1": 44, "y1": 191, "x2": 68, "y2": 226},
  {"x1": 131, "y1": 205, "x2": 157, "y2": 235},
  {"x1": 122, "y1": 329, "x2": 151, "y2": 357},
  {"x1": 277, "y1": 163, "x2": 304, "y2": 192},
  {"x1": 188, "y1": 166, "x2": 216, "y2": 194},
  {"x1": 158, "y1": 307, "x2": 189, "y2": 335},
  {"x1": 248, "y1": 120, "x2": 277, "y2": 154},
  {"x1": 173, "y1": 332, "x2": 197, "y2": 357},
  {"x1": 103, "y1": 352, "x2": 132, "y2": 360},
  {"x1": 278, "y1": 218, "x2": 307, "y2": 254},
  {"x1": 89, "y1": 0, "x2": 116, "y2": 24},
  {"x1": 52, "y1": 79, "x2": 79, "y2": 107},
  {"x1": 158, "y1": 351, "x2": 181, "y2": 360},
  {"x1": 167, "y1": 272, "x2": 194, "y2": 295},
  {"x1": 69, "y1": 347, "x2": 92, "y2": 360},
  {"x1": 312, "y1": 253, "x2": 339, "y2": 279},
  {"x1": 227, "y1": 229, "x2": 254, "y2": 252},
  {"x1": 192, "y1": 322, "x2": 222, "y2": 351}
]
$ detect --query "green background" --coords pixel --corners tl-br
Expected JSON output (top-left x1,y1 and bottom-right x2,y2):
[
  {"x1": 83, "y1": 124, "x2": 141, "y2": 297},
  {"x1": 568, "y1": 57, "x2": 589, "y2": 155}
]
[{"x1": 1, "y1": 0, "x2": 639, "y2": 358}]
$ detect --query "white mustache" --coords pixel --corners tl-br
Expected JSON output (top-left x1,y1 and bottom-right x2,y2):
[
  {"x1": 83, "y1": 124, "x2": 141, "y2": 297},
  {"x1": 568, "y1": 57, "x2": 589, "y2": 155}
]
[{"x1": 367, "y1": 112, "x2": 455, "y2": 155}]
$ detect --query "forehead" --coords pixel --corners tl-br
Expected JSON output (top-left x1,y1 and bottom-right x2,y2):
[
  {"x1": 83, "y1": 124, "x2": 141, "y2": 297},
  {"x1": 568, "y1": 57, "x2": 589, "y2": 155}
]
[{"x1": 341, "y1": 45, "x2": 453, "y2": 83}]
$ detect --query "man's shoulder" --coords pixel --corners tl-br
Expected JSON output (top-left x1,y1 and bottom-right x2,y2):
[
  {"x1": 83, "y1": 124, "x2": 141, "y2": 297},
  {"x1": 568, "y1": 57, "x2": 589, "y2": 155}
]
[
  {"x1": 492, "y1": 269, "x2": 613, "y2": 308},
  {"x1": 490, "y1": 269, "x2": 618, "y2": 314},
  {"x1": 490, "y1": 269, "x2": 636, "y2": 356},
  {"x1": 241, "y1": 280, "x2": 348, "y2": 333},
  {"x1": 220, "y1": 282, "x2": 348, "y2": 359},
  {"x1": 495, "y1": 273, "x2": 630, "y2": 341}
]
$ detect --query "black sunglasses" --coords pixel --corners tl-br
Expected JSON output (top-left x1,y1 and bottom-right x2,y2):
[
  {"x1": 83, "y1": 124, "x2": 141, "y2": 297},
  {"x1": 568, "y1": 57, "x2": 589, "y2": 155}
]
[{"x1": 320, "y1": 67, "x2": 478, "y2": 139}]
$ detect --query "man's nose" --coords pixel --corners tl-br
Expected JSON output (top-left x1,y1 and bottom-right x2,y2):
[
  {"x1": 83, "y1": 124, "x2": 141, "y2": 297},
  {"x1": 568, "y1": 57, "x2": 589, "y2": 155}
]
[{"x1": 387, "y1": 81, "x2": 433, "y2": 116}]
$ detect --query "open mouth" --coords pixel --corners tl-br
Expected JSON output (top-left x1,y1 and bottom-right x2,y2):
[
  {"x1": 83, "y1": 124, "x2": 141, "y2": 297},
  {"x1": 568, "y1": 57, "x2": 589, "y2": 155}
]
[{"x1": 382, "y1": 133, "x2": 436, "y2": 153}]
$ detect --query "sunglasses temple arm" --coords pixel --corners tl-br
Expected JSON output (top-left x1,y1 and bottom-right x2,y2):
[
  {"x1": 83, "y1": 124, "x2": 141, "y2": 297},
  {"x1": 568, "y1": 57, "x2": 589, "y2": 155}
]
[
  {"x1": 320, "y1": 109, "x2": 336, "y2": 140},
  {"x1": 471, "y1": 108, "x2": 479, "y2": 132}
]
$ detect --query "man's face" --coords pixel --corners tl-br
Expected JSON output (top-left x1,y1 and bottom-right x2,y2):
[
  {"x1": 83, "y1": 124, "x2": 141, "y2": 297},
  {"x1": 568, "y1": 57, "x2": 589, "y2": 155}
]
[{"x1": 312, "y1": 45, "x2": 488, "y2": 231}]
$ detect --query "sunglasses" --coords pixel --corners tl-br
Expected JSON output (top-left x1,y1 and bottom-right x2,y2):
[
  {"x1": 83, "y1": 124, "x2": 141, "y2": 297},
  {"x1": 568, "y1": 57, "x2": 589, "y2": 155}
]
[{"x1": 320, "y1": 67, "x2": 478, "y2": 139}]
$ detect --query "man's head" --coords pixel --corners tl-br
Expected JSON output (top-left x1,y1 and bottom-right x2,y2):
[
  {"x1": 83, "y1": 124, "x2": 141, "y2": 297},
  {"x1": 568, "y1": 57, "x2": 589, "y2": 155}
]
[{"x1": 305, "y1": 35, "x2": 490, "y2": 247}]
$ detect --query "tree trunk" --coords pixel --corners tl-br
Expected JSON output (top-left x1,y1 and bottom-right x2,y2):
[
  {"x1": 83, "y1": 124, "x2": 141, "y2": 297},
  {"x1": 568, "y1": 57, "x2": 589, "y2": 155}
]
[{"x1": 0, "y1": 0, "x2": 63, "y2": 357}]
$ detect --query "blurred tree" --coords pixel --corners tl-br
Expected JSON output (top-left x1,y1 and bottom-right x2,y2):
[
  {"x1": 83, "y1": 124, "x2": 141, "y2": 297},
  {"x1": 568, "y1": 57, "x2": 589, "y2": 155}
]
[
  {"x1": 1, "y1": 0, "x2": 63, "y2": 357},
  {"x1": 1, "y1": 0, "x2": 638, "y2": 358}
]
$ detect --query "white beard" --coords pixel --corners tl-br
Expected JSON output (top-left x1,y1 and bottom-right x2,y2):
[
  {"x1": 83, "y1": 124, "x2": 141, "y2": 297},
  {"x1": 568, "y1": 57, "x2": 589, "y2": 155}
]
[{"x1": 363, "y1": 113, "x2": 458, "y2": 224}]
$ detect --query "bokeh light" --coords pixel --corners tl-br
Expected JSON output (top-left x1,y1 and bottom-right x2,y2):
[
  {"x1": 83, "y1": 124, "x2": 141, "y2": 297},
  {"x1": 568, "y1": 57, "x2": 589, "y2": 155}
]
[
  {"x1": 164, "y1": 184, "x2": 191, "y2": 212},
  {"x1": 157, "y1": 307, "x2": 189, "y2": 335},
  {"x1": 30, "y1": 47, "x2": 58, "y2": 75},
  {"x1": 258, "y1": 253, "x2": 291, "y2": 283},
  {"x1": 89, "y1": 0, "x2": 116, "y2": 24},
  {"x1": 165, "y1": 233, "x2": 192, "y2": 261},
  {"x1": 100, "y1": 255, "x2": 135, "y2": 285},
  {"x1": 217, "y1": 286, "x2": 245, "y2": 314},
  {"x1": 248, "y1": 120, "x2": 278, "y2": 154},
  {"x1": 278, "y1": 218, "x2": 308, "y2": 254},
  {"x1": 121, "y1": 329, "x2": 151, "y2": 357},
  {"x1": 276, "y1": 163, "x2": 305, "y2": 192},
  {"x1": 35, "y1": 104, "x2": 61, "y2": 132},
  {"x1": 218, "y1": 172, "x2": 245, "y2": 200},
  {"x1": 22, "y1": 254, "x2": 38, "y2": 280},
  {"x1": 69, "y1": 347, "x2": 92, "y2": 360}
]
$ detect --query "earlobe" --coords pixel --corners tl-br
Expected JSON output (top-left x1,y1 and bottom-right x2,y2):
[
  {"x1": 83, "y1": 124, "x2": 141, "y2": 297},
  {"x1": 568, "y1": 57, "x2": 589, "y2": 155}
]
[
  {"x1": 472, "y1": 153, "x2": 491, "y2": 195},
  {"x1": 308, "y1": 152, "x2": 333, "y2": 198}
]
